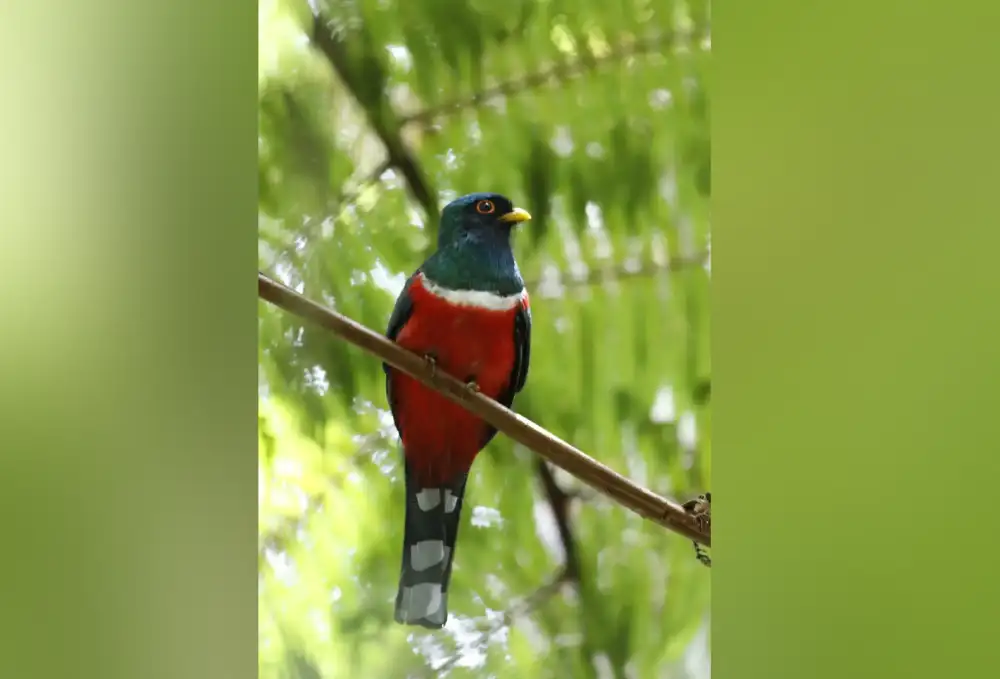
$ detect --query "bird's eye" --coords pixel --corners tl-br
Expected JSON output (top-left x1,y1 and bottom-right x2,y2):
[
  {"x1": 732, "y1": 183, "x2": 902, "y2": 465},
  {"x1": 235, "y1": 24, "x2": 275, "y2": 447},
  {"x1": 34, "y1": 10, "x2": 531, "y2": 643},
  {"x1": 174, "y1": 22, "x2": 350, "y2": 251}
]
[{"x1": 475, "y1": 200, "x2": 495, "y2": 215}]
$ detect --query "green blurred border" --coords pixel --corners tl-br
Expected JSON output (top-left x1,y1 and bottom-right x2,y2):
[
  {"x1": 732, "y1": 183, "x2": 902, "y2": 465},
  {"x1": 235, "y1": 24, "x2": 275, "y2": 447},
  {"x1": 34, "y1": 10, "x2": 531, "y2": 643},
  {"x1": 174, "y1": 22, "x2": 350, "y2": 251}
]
[
  {"x1": 716, "y1": 2, "x2": 1000, "y2": 678},
  {"x1": 0, "y1": 0, "x2": 262, "y2": 677}
]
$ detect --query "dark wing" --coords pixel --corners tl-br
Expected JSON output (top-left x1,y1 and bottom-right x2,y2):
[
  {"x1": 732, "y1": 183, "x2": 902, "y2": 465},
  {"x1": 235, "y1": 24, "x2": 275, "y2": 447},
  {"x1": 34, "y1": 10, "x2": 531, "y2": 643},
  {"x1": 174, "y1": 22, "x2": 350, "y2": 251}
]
[
  {"x1": 510, "y1": 302, "x2": 532, "y2": 393},
  {"x1": 385, "y1": 272, "x2": 420, "y2": 432},
  {"x1": 481, "y1": 300, "x2": 532, "y2": 448}
]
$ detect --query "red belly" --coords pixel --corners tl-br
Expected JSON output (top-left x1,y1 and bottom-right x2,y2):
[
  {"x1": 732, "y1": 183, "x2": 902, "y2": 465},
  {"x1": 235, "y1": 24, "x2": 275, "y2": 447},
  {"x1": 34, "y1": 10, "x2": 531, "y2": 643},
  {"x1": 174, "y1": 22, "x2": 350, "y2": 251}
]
[{"x1": 391, "y1": 285, "x2": 519, "y2": 485}]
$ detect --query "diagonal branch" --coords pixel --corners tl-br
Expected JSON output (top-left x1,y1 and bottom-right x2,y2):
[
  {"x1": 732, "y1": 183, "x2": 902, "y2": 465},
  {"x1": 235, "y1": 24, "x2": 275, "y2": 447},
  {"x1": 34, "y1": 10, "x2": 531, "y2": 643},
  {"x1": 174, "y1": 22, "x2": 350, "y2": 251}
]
[
  {"x1": 399, "y1": 31, "x2": 693, "y2": 128},
  {"x1": 258, "y1": 272, "x2": 710, "y2": 546},
  {"x1": 536, "y1": 459, "x2": 582, "y2": 581},
  {"x1": 310, "y1": 13, "x2": 438, "y2": 224}
]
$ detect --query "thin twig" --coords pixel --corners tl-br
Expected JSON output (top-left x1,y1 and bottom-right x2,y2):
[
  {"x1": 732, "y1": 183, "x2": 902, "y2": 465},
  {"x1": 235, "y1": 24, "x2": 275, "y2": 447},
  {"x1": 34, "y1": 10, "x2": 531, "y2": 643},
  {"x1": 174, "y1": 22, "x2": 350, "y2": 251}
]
[
  {"x1": 526, "y1": 254, "x2": 709, "y2": 291},
  {"x1": 336, "y1": 158, "x2": 393, "y2": 214},
  {"x1": 433, "y1": 568, "x2": 570, "y2": 675},
  {"x1": 399, "y1": 32, "x2": 692, "y2": 127},
  {"x1": 258, "y1": 158, "x2": 393, "y2": 273},
  {"x1": 258, "y1": 272, "x2": 710, "y2": 546}
]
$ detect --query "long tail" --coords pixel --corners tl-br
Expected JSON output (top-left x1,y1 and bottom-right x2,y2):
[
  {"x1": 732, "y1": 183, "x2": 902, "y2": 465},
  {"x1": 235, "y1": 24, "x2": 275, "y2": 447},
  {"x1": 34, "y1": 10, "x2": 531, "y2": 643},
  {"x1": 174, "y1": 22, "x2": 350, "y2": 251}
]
[{"x1": 394, "y1": 460, "x2": 468, "y2": 629}]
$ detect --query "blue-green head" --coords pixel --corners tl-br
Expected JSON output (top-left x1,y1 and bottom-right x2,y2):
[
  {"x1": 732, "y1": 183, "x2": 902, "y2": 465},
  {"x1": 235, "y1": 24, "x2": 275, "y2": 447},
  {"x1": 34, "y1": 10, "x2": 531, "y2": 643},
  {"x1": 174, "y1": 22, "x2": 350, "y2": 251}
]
[
  {"x1": 423, "y1": 192, "x2": 531, "y2": 294},
  {"x1": 437, "y1": 192, "x2": 531, "y2": 249}
]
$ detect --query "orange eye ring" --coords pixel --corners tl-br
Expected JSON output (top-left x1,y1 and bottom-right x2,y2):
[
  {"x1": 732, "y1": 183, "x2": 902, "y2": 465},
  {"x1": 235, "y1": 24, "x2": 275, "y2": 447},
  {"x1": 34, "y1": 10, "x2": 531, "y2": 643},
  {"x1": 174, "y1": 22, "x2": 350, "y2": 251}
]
[{"x1": 475, "y1": 199, "x2": 496, "y2": 215}]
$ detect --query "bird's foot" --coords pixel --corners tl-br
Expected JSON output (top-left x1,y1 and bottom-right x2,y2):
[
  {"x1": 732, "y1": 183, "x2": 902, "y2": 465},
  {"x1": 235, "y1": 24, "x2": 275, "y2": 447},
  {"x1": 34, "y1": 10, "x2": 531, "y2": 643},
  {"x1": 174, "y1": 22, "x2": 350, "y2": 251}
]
[
  {"x1": 682, "y1": 492, "x2": 712, "y2": 568},
  {"x1": 693, "y1": 543, "x2": 712, "y2": 568},
  {"x1": 682, "y1": 492, "x2": 712, "y2": 527},
  {"x1": 464, "y1": 379, "x2": 481, "y2": 394},
  {"x1": 423, "y1": 353, "x2": 438, "y2": 378}
]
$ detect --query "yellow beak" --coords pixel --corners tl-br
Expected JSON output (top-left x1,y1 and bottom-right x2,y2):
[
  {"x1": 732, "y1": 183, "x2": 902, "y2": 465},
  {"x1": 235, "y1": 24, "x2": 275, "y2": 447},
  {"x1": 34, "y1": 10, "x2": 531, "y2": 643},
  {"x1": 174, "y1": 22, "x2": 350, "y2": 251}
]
[{"x1": 498, "y1": 207, "x2": 532, "y2": 224}]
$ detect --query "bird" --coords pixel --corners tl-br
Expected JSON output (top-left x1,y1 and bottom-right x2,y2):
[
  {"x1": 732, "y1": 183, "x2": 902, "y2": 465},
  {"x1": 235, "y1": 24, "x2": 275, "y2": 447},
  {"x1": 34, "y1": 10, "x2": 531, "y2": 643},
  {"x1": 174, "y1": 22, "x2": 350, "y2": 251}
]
[{"x1": 383, "y1": 192, "x2": 533, "y2": 629}]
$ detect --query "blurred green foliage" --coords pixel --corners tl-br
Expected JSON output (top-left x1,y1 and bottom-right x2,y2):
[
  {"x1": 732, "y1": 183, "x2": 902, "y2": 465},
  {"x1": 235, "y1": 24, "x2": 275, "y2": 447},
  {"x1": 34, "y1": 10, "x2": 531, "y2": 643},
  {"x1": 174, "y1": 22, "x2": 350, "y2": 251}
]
[{"x1": 258, "y1": 0, "x2": 711, "y2": 676}]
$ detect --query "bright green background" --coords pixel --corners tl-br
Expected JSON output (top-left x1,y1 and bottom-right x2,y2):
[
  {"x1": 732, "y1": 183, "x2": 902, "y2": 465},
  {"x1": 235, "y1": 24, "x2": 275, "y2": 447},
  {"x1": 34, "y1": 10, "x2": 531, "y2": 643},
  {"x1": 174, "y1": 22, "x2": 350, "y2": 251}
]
[
  {"x1": 3, "y1": 0, "x2": 1000, "y2": 678},
  {"x1": 717, "y1": 2, "x2": 1000, "y2": 678}
]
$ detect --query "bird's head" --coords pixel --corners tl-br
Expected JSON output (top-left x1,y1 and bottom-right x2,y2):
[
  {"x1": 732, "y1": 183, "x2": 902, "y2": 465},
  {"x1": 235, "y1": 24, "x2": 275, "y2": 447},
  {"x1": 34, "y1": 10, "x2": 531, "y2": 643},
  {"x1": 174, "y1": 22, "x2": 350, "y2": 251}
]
[{"x1": 437, "y1": 192, "x2": 531, "y2": 249}]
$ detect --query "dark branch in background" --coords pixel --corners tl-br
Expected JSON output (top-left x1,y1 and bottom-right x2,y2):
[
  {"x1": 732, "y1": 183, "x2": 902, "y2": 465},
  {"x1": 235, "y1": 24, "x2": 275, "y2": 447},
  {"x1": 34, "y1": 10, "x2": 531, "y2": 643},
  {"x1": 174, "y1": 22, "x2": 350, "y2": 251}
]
[
  {"x1": 536, "y1": 460, "x2": 582, "y2": 581},
  {"x1": 399, "y1": 31, "x2": 691, "y2": 128},
  {"x1": 310, "y1": 13, "x2": 438, "y2": 224},
  {"x1": 259, "y1": 273, "x2": 710, "y2": 546}
]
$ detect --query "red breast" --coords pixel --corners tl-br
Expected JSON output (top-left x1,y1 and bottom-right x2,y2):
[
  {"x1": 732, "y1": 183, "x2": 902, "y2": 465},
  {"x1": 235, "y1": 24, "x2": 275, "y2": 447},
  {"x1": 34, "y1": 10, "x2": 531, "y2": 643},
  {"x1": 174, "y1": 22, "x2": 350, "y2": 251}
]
[{"x1": 391, "y1": 275, "x2": 526, "y2": 484}]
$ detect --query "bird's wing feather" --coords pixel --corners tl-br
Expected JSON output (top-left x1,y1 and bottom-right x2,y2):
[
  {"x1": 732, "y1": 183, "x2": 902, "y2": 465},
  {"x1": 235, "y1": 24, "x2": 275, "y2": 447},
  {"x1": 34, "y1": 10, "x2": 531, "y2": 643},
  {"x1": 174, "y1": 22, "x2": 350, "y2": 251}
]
[
  {"x1": 385, "y1": 271, "x2": 420, "y2": 433},
  {"x1": 386, "y1": 271, "x2": 419, "y2": 344},
  {"x1": 511, "y1": 301, "x2": 531, "y2": 393}
]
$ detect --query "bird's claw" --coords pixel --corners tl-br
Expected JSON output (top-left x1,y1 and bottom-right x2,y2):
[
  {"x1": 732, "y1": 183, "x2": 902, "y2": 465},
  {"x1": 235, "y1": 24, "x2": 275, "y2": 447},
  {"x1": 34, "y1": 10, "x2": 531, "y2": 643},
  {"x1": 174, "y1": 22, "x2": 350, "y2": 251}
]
[
  {"x1": 423, "y1": 353, "x2": 437, "y2": 378},
  {"x1": 683, "y1": 492, "x2": 712, "y2": 568},
  {"x1": 693, "y1": 543, "x2": 712, "y2": 568},
  {"x1": 465, "y1": 380, "x2": 481, "y2": 394},
  {"x1": 682, "y1": 492, "x2": 712, "y2": 527}
]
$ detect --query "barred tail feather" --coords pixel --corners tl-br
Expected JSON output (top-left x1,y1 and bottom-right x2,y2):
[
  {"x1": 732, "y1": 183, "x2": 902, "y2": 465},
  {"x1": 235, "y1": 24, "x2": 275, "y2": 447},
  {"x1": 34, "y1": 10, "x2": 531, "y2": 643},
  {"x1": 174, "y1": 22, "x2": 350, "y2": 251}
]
[{"x1": 394, "y1": 460, "x2": 468, "y2": 629}]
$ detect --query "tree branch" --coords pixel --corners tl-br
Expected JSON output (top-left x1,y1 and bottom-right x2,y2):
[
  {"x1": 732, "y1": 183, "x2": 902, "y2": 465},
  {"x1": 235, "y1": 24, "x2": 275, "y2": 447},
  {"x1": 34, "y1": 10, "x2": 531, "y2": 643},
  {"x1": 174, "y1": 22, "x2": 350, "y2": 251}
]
[
  {"x1": 258, "y1": 272, "x2": 710, "y2": 546},
  {"x1": 536, "y1": 459, "x2": 582, "y2": 581},
  {"x1": 399, "y1": 32, "x2": 693, "y2": 127},
  {"x1": 310, "y1": 14, "x2": 438, "y2": 224}
]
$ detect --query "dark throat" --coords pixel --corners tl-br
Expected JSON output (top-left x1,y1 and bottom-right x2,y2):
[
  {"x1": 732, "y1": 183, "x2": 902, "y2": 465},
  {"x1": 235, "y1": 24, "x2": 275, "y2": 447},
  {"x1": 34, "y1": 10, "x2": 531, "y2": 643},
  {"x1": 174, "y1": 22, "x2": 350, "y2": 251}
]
[{"x1": 421, "y1": 229, "x2": 524, "y2": 295}]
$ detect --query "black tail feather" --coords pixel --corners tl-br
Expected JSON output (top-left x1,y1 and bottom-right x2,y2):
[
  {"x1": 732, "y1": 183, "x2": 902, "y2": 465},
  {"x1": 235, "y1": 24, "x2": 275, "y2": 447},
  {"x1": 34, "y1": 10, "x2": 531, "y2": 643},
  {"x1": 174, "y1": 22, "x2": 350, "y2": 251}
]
[{"x1": 394, "y1": 461, "x2": 468, "y2": 628}]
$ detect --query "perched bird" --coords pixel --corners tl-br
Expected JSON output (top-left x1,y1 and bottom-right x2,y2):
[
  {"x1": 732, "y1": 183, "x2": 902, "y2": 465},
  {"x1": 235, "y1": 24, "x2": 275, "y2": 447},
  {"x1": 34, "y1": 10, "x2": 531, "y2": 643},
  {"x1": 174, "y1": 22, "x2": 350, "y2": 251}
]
[{"x1": 384, "y1": 192, "x2": 532, "y2": 628}]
